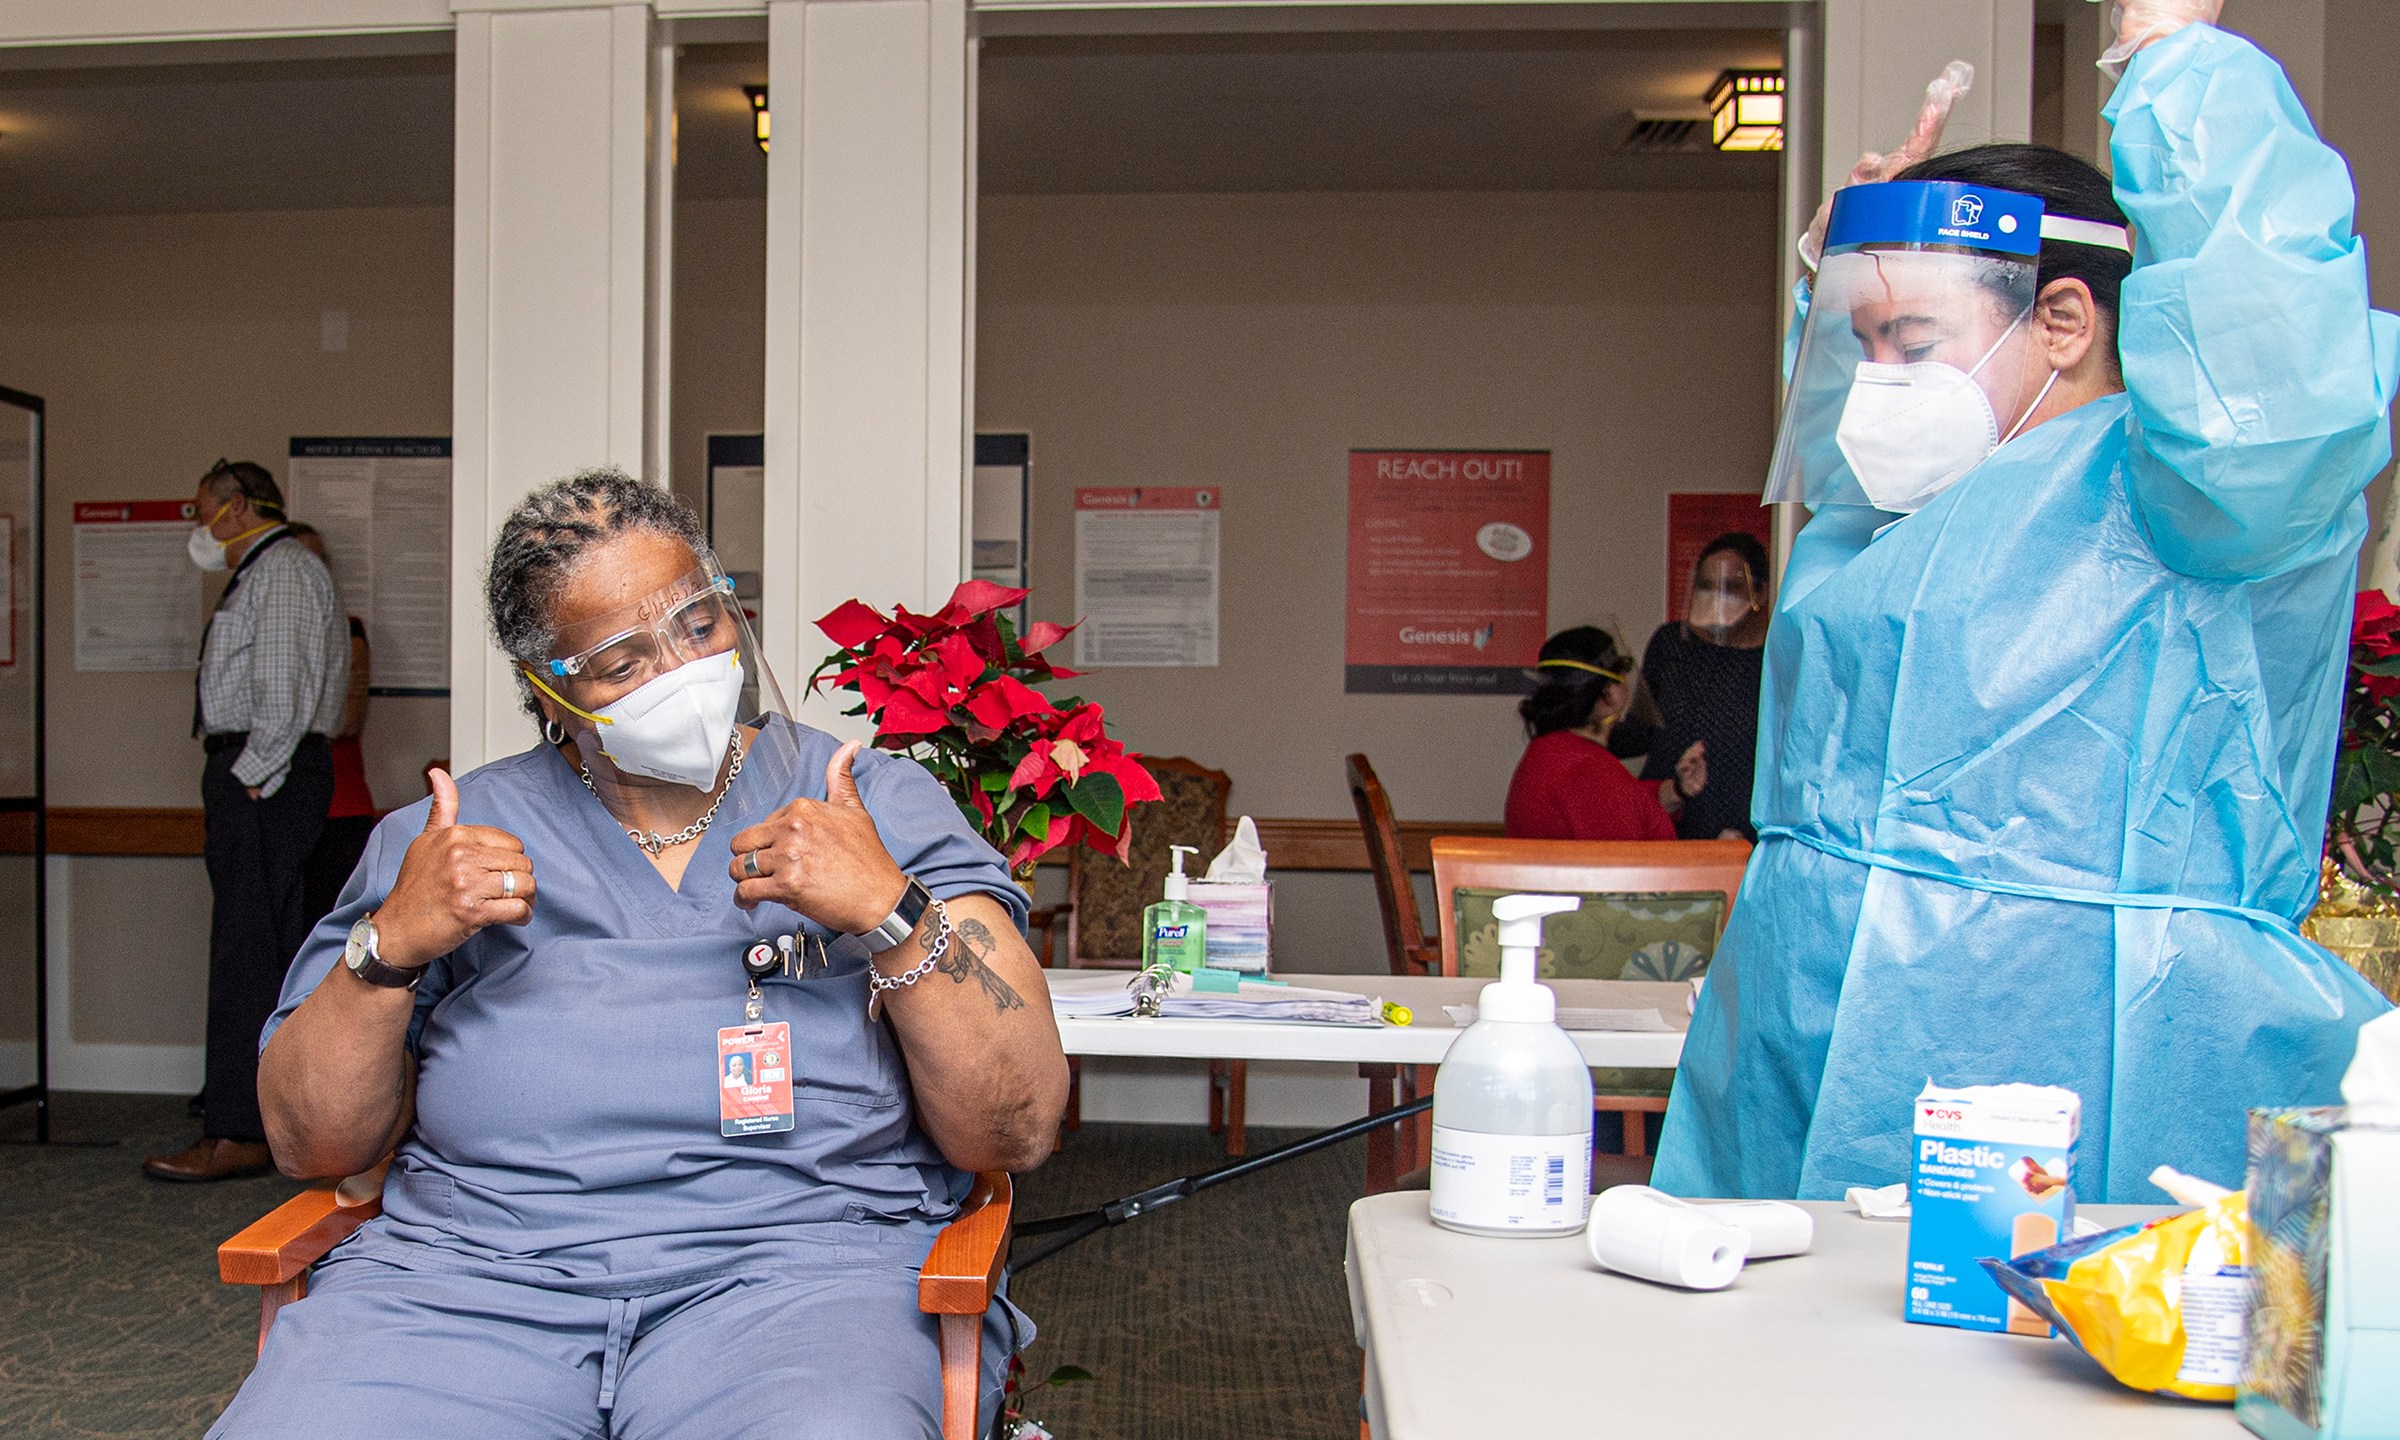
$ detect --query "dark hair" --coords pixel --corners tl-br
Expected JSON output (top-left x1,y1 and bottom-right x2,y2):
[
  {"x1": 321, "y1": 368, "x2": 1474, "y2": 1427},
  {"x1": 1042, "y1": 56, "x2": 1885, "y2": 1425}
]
[
  {"x1": 486, "y1": 467, "x2": 710, "y2": 717},
  {"x1": 1897, "y1": 144, "x2": 2132, "y2": 373},
  {"x1": 1695, "y1": 531, "x2": 1769, "y2": 588},
  {"x1": 200, "y1": 459, "x2": 285, "y2": 517},
  {"x1": 1520, "y1": 625, "x2": 1634, "y2": 739}
]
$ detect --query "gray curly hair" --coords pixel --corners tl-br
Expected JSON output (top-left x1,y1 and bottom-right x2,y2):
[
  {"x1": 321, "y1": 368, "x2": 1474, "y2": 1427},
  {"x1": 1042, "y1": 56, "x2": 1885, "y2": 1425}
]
[{"x1": 486, "y1": 467, "x2": 712, "y2": 718}]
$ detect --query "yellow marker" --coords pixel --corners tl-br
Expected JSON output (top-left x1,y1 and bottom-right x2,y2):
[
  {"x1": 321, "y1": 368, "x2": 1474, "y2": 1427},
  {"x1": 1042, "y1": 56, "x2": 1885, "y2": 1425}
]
[{"x1": 1380, "y1": 1000, "x2": 1412, "y2": 1027}]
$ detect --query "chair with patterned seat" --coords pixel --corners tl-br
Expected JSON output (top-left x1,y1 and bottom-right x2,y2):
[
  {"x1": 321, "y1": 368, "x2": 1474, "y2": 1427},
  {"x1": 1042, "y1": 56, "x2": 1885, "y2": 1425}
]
[
  {"x1": 1430, "y1": 835, "x2": 1750, "y2": 1178},
  {"x1": 1025, "y1": 755, "x2": 1247, "y2": 1152}
]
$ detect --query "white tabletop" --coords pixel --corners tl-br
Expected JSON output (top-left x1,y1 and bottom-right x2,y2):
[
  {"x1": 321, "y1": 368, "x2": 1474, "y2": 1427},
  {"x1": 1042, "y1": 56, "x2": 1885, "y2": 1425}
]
[
  {"x1": 1347, "y1": 1193, "x2": 2238, "y2": 1440},
  {"x1": 1047, "y1": 972, "x2": 1690, "y2": 1066}
]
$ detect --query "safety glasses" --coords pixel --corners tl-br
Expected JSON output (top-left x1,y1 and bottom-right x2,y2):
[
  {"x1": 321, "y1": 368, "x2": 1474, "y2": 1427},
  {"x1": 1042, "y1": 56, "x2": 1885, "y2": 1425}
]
[{"x1": 544, "y1": 572, "x2": 739, "y2": 689}]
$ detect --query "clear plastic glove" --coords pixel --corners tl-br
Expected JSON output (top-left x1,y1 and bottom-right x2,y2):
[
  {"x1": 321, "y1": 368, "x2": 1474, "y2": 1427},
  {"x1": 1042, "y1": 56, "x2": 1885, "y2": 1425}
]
[
  {"x1": 1799, "y1": 60, "x2": 1975, "y2": 271},
  {"x1": 2096, "y1": 0, "x2": 2221, "y2": 80}
]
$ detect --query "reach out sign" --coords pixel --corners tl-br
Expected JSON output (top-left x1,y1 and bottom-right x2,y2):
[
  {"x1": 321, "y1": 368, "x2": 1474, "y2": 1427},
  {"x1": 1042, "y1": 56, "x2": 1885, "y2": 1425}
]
[{"x1": 1345, "y1": 450, "x2": 1549, "y2": 695}]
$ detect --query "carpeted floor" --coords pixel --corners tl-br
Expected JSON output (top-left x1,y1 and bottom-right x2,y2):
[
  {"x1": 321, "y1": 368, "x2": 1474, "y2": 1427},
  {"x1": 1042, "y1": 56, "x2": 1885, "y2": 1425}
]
[{"x1": 0, "y1": 1093, "x2": 1369, "y2": 1439}]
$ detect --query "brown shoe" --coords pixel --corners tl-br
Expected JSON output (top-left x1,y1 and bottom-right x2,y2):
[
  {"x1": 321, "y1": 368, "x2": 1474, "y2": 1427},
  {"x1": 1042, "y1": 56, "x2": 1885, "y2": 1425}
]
[{"x1": 143, "y1": 1137, "x2": 274, "y2": 1182}]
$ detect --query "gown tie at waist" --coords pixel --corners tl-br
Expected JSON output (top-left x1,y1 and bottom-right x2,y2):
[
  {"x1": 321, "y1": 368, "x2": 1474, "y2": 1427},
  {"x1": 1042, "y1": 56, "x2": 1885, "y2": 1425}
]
[{"x1": 1754, "y1": 825, "x2": 2303, "y2": 938}]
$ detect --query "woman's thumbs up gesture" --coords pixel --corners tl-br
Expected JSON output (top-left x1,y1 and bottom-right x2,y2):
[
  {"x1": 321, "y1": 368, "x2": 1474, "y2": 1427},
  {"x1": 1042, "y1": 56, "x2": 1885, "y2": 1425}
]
[
  {"x1": 374, "y1": 767, "x2": 538, "y2": 970},
  {"x1": 728, "y1": 740, "x2": 908, "y2": 934}
]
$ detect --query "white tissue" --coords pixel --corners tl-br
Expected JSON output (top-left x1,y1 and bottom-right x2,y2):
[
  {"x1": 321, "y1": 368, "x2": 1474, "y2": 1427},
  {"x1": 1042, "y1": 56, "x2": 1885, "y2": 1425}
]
[
  {"x1": 1204, "y1": 815, "x2": 1268, "y2": 882},
  {"x1": 1847, "y1": 1182, "x2": 1910, "y2": 1219},
  {"x1": 2340, "y1": 1009, "x2": 2400, "y2": 1128}
]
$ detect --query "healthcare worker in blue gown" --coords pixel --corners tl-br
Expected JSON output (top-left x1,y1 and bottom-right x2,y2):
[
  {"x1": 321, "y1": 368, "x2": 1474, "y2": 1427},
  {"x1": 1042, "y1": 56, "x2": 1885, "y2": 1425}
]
[
  {"x1": 210, "y1": 470, "x2": 1070, "y2": 1439},
  {"x1": 1654, "y1": 4, "x2": 2400, "y2": 1204}
]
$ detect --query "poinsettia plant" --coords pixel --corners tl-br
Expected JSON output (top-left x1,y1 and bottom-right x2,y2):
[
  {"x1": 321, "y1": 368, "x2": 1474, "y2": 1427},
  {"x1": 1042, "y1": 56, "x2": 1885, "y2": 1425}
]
[
  {"x1": 811, "y1": 580, "x2": 1161, "y2": 873},
  {"x1": 2328, "y1": 590, "x2": 2400, "y2": 890}
]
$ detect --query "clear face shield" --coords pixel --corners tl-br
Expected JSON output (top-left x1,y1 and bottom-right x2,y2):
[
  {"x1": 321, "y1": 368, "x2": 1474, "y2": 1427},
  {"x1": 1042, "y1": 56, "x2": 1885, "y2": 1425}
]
[
  {"x1": 1764, "y1": 181, "x2": 2054, "y2": 515},
  {"x1": 522, "y1": 558, "x2": 793, "y2": 794}
]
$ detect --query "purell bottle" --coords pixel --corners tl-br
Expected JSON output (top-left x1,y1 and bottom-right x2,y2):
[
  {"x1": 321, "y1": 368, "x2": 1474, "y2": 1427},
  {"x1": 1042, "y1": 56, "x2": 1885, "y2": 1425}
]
[{"x1": 1429, "y1": 894, "x2": 1593, "y2": 1236}]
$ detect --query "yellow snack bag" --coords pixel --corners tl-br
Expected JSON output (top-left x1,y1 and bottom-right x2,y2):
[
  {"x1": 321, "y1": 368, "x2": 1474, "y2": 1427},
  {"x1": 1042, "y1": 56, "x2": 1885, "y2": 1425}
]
[{"x1": 1981, "y1": 1188, "x2": 2250, "y2": 1401}]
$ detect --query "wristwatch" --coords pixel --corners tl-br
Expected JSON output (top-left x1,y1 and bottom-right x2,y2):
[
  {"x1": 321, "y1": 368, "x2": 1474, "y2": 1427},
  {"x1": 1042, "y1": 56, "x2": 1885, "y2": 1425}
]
[
  {"x1": 343, "y1": 913, "x2": 425, "y2": 991},
  {"x1": 857, "y1": 877, "x2": 934, "y2": 954}
]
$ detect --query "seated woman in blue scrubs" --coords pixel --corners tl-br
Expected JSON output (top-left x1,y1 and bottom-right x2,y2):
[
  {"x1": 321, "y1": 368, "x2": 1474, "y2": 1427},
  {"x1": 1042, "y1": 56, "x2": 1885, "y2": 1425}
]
[{"x1": 211, "y1": 469, "x2": 1068, "y2": 1439}]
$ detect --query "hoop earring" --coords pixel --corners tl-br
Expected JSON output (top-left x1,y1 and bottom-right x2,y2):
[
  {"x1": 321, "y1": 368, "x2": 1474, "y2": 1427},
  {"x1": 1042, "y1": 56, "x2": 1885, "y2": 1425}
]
[{"x1": 542, "y1": 718, "x2": 568, "y2": 746}]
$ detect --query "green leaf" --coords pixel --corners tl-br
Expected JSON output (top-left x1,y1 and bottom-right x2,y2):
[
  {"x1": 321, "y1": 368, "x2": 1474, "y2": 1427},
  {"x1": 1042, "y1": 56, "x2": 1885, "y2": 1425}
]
[
  {"x1": 981, "y1": 769, "x2": 1011, "y2": 792},
  {"x1": 1020, "y1": 804, "x2": 1051, "y2": 841},
  {"x1": 1063, "y1": 771, "x2": 1125, "y2": 837},
  {"x1": 2363, "y1": 656, "x2": 2400, "y2": 677},
  {"x1": 1042, "y1": 1365, "x2": 1095, "y2": 1386}
]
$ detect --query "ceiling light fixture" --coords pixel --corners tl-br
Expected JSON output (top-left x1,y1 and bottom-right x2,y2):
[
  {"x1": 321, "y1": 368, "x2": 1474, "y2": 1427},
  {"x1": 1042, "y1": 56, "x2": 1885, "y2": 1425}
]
[
  {"x1": 1707, "y1": 70, "x2": 1784, "y2": 152},
  {"x1": 744, "y1": 85, "x2": 769, "y2": 153}
]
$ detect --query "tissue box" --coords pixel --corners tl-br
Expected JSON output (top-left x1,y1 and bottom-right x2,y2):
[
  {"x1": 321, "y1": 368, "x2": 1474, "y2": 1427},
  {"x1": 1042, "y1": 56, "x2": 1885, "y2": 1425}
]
[
  {"x1": 1906, "y1": 1082, "x2": 2079, "y2": 1333},
  {"x1": 1188, "y1": 880, "x2": 1271, "y2": 974},
  {"x1": 2239, "y1": 1108, "x2": 2400, "y2": 1440}
]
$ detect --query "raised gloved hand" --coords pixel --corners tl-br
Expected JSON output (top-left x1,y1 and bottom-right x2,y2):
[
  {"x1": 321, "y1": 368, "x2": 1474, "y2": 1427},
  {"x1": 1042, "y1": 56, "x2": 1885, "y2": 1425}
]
[
  {"x1": 1799, "y1": 60, "x2": 1975, "y2": 271},
  {"x1": 2096, "y1": 0, "x2": 2221, "y2": 80}
]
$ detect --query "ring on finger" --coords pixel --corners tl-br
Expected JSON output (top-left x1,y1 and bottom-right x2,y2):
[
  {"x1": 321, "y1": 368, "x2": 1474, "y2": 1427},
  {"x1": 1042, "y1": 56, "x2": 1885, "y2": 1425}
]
[
  {"x1": 742, "y1": 849, "x2": 763, "y2": 880},
  {"x1": 501, "y1": 869, "x2": 517, "y2": 900}
]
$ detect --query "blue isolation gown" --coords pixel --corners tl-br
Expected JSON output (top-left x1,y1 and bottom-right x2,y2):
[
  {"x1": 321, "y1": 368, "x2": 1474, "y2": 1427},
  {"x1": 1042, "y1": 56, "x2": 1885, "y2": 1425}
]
[{"x1": 1654, "y1": 24, "x2": 2400, "y2": 1203}]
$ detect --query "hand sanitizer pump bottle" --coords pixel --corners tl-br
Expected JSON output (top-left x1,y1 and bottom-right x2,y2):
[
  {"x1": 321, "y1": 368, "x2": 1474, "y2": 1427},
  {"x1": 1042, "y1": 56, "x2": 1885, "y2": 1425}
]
[
  {"x1": 1429, "y1": 894, "x2": 1594, "y2": 1236},
  {"x1": 1142, "y1": 844, "x2": 1209, "y2": 975}
]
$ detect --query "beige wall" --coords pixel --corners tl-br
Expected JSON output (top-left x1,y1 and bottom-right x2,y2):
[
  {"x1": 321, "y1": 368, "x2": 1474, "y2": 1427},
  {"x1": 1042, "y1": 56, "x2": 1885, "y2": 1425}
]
[
  {"x1": 0, "y1": 204, "x2": 452, "y2": 1051},
  {"x1": 977, "y1": 189, "x2": 1783, "y2": 828}
]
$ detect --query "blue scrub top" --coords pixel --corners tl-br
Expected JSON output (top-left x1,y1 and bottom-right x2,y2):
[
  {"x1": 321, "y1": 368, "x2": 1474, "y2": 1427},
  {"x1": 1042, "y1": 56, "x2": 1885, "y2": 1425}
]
[
  {"x1": 1656, "y1": 25, "x2": 2400, "y2": 1203},
  {"x1": 263, "y1": 716, "x2": 1028, "y2": 1291}
]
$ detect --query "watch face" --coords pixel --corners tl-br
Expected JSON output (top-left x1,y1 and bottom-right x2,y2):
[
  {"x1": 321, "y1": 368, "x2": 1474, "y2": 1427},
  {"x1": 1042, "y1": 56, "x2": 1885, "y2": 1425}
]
[{"x1": 343, "y1": 915, "x2": 376, "y2": 971}]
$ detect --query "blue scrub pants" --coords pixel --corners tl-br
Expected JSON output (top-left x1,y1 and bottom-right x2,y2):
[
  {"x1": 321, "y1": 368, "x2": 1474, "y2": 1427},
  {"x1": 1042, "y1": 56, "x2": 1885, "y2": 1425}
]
[{"x1": 208, "y1": 1255, "x2": 1025, "y2": 1439}]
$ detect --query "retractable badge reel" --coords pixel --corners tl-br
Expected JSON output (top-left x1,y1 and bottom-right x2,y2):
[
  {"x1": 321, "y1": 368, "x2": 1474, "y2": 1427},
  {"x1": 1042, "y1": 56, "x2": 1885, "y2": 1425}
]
[{"x1": 718, "y1": 941, "x2": 797, "y2": 1136}]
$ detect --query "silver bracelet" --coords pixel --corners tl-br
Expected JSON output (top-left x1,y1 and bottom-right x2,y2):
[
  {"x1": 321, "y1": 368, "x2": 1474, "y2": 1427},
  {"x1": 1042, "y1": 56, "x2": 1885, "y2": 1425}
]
[{"x1": 866, "y1": 897, "x2": 951, "y2": 1020}]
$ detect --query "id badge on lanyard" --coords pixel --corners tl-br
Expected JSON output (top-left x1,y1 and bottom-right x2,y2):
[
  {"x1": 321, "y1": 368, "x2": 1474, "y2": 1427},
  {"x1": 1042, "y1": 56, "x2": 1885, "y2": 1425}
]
[{"x1": 719, "y1": 940, "x2": 799, "y2": 1136}]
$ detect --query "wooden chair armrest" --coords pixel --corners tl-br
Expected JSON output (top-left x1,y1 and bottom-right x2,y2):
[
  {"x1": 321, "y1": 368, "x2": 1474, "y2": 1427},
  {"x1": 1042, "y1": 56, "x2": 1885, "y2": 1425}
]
[
  {"x1": 1404, "y1": 942, "x2": 1442, "y2": 977},
  {"x1": 220, "y1": 1184, "x2": 383, "y2": 1287},
  {"x1": 918, "y1": 1171, "x2": 1012, "y2": 1315}
]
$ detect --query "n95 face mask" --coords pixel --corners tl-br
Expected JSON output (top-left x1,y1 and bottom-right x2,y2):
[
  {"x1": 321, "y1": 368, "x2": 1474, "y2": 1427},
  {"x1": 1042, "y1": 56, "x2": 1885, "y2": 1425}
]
[
  {"x1": 591, "y1": 651, "x2": 746, "y2": 789},
  {"x1": 1836, "y1": 314, "x2": 2044, "y2": 515},
  {"x1": 188, "y1": 524, "x2": 230, "y2": 572}
]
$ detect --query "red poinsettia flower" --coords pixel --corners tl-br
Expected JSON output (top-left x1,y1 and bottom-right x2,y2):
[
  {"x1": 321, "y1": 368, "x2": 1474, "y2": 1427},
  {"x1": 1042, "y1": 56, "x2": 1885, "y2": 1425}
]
[
  {"x1": 812, "y1": 580, "x2": 1157, "y2": 872},
  {"x1": 2356, "y1": 589, "x2": 2400, "y2": 658}
]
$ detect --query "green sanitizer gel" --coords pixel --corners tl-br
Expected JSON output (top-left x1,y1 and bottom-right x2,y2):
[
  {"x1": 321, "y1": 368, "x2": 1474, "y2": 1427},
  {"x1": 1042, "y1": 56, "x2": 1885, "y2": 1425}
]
[{"x1": 1142, "y1": 844, "x2": 1209, "y2": 975}]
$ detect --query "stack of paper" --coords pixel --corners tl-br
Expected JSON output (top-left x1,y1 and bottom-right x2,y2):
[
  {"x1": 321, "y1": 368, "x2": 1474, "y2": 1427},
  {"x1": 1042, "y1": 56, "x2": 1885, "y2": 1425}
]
[
  {"x1": 1189, "y1": 880, "x2": 1271, "y2": 973},
  {"x1": 1046, "y1": 971, "x2": 1381, "y2": 1026}
]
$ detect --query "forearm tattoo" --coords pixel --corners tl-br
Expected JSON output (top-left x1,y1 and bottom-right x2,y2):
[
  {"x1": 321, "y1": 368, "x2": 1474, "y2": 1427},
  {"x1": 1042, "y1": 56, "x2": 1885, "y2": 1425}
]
[{"x1": 934, "y1": 917, "x2": 1025, "y2": 1014}]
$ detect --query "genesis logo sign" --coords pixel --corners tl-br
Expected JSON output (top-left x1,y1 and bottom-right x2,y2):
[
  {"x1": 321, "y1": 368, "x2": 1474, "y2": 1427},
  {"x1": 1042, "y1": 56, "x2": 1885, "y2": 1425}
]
[{"x1": 1398, "y1": 624, "x2": 1494, "y2": 650}]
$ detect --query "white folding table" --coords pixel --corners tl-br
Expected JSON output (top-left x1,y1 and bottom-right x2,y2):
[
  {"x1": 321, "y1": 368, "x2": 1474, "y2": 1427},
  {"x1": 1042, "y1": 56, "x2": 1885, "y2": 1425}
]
[
  {"x1": 1049, "y1": 972, "x2": 1691, "y2": 1190},
  {"x1": 1347, "y1": 1193, "x2": 2237, "y2": 1440}
]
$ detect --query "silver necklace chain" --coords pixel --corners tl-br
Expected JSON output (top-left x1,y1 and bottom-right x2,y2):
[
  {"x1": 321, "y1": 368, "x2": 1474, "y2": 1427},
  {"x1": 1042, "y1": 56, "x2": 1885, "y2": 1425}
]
[{"x1": 579, "y1": 734, "x2": 745, "y2": 856}]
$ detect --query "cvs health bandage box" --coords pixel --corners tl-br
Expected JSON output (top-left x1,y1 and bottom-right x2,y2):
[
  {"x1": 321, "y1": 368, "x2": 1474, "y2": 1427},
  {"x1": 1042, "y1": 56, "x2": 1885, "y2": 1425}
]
[{"x1": 1907, "y1": 1082, "x2": 2080, "y2": 1332}]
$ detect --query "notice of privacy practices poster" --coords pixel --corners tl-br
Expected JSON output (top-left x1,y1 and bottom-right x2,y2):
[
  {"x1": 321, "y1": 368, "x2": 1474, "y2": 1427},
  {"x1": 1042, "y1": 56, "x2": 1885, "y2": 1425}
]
[{"x1": 1345, "y1": 451, "x2": 1549, "y2": 695}]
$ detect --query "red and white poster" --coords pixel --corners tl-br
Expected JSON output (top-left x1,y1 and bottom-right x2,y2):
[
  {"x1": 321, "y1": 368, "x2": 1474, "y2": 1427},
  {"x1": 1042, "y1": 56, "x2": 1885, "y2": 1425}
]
[
  {"x1": 73, "y1": 499, "x2": 204, "y2": 673},
  {"x1": 1665, "y1": 492, "x2": 1771, "y2": 623},
  {"x1": 1074, "y1": 487, "x2": 1220, "y2": 668},
  {"x1": 1345, "y1": 450, "x2": 1548, "y2": 695}
]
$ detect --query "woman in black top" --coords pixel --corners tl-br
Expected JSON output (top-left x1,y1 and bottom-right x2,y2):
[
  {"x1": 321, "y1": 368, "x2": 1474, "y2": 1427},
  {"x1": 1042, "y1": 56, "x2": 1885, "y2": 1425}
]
[{"x1": 1625, "y1": 532, "x2": 1770, "y2": 841}]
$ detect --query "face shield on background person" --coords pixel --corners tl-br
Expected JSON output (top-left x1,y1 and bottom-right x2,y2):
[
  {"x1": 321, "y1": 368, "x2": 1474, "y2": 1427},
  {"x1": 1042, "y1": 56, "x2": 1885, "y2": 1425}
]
[
  {"x1": 1687, "y1": 558, "x2": 1760, "y2": 638},
  {"x1": 521, "y1": 559, "x2": 795, "y2": 798},
  {"x1": 1766, "y1": 180, "x2": 2092, "y2": 515}
]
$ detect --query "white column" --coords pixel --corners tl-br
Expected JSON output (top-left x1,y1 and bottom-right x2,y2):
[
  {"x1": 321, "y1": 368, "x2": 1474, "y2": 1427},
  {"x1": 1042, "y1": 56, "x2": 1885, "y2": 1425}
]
[
  {"x1": 450, "y1": 2, "x2": 660, "y2": 772},
  {"x1": 762, "y1": 0, "x2": 971, "y2": 732},
  {"x1": 1819, "y1": 0, "x2": 2035, "y2": 196}
]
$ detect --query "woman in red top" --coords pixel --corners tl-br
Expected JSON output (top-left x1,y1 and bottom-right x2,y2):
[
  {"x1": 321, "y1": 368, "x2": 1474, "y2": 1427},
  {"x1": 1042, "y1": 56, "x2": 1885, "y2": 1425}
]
[{"x1": 1504, "y1": 626, "x2": 1706, "y2": 841}]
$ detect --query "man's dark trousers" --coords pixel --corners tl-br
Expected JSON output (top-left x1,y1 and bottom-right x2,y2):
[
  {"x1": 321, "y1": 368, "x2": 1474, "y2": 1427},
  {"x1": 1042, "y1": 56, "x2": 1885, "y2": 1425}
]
[{"x1": 200, "y1": 735, "x2": 333, "y2": 1143}]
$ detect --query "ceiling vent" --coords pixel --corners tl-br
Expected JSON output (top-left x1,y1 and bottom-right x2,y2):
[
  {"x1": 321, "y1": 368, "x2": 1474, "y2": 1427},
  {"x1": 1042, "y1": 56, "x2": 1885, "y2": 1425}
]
[{"x1": 1620, "y1": 111, "x2": 1712, "y2": 154}]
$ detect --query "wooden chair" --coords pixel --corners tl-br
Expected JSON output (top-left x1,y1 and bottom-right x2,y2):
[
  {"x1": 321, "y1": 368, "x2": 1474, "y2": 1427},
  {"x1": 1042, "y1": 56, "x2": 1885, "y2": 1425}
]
[
  {"x1": 1428, "y1": 835, "x2": 1750, "y2": 1179},
  {"x1": 1345, "y1": 753, "x2": 1442, "y2": 1186},
  {"x1": 1346, "y1": 754, "x2": 1438, "y2": 978},
  {"x1": 1024, "y1": 755, "x2": 1248, "y2": 1153},
  {"x1": 220, "y1": 1167, "x2": 1014, "y2": 1440}
]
